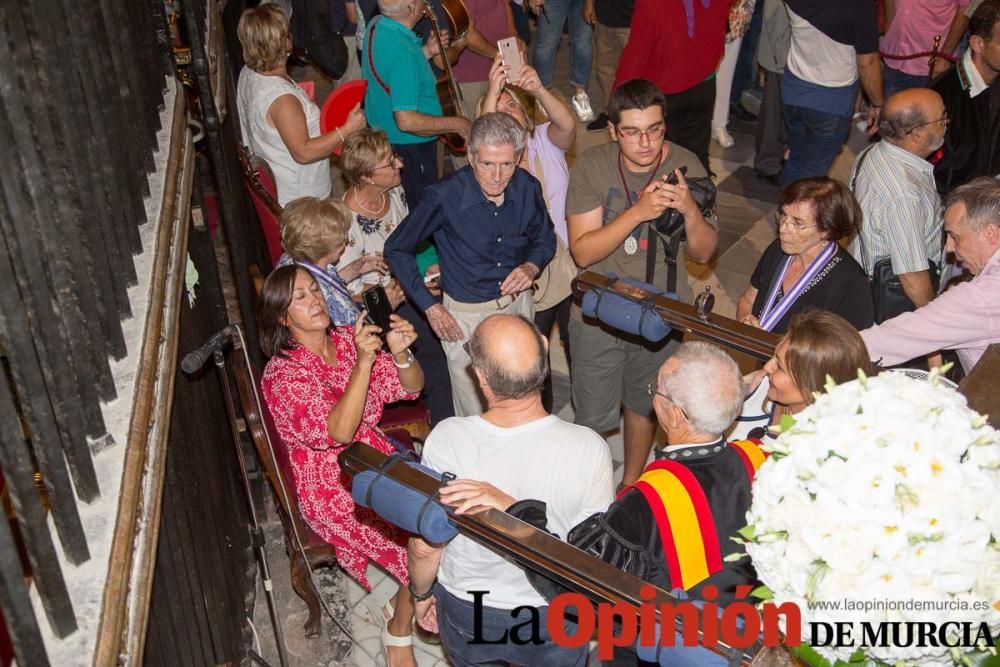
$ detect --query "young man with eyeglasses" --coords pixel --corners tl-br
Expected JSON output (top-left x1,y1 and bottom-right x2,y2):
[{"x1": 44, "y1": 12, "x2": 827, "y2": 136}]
[
  {"x1": 849, "y1": 88, "x2": 949, "y2": 334},
  {"x1": 565, "y1": 79, "x2": 718, "y2": 489}
]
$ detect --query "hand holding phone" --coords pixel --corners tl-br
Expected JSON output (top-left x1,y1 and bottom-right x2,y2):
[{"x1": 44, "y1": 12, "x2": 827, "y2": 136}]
[
  {"x1": 497, "y1": 37, "x2": 523, "y2": 83},
  {"x1": 661, "y1": 165, "x2": 688, "y2": 187},
  {"x1": 361, "y1": 285, "x2": 393, "y2": 339}
]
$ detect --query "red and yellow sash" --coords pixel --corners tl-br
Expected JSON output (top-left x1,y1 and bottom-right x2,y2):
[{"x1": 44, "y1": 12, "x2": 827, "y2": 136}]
[
  {"x1": 630, "y1": 439, "x2": 767, "y2": 591},
  {"x1": 729, "y1": 438, "x2": 767, "y2": 482}
]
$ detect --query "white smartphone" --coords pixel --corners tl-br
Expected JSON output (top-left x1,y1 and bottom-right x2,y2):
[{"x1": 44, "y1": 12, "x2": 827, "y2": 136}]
[
  {"x1": 497, "y1": 37, "x2": 523, "y2": 83},
  {"x1": 424, "y1": 271, "x2": 441, "y2": 284}
]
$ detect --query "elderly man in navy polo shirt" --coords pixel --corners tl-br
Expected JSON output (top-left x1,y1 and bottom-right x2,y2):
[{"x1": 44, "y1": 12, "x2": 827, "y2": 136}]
[{"x1": 386, "y1": 112, "x2": 556, "y2": 416}]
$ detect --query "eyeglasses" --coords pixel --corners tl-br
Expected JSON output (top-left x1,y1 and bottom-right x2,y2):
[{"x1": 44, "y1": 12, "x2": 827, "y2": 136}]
[
  {"x1": 775, "y1": 211, "x2": 817, "y2": 233},
  {"x1": 647, "y1": 379, "x2": 670, "y2": 401},
  {"x1": 615, "y1": 124, "x2": 666, "y2": 143},
  {"x1": 647, "y1": 379, "x2": 689, "y2": 419},
  {"x1": 906, "y1": 112, "x2": 950, "y2": 134},
  {"x1": 372, "y1": 153, "x2": 402, "y2": 171}
]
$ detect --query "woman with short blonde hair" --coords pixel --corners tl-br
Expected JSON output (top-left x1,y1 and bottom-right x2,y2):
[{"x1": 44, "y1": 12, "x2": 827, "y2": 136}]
[
  {"x1": 275, "y1": 196, "x2": 388, "y2": 327},
  {"x1": 280, "y1": 197, "x2": 352, "y2": 262},
  {"x1": 340, "y1": 130, "x2": 455, "y2": 425},
  {"x1": 236, "y1": 5, "x2": 365, "y2": 206},
  {"x1": 237, "y1": 4, "x2": 289, "y2": 73}
]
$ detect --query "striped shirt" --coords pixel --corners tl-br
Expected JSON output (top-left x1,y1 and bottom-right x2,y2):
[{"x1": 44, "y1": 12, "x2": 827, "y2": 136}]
[{"x1": 849, "y1": 140, "x2": 944, "y2": 277}]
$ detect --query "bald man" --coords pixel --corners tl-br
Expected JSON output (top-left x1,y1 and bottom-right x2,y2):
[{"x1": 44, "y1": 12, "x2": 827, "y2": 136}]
[
  {"x1": 407, "y1": 314, "x2": 614, "y2": 667},
  {"x1": 849, "y1": 88, "x2": 948, "y2": 329}
]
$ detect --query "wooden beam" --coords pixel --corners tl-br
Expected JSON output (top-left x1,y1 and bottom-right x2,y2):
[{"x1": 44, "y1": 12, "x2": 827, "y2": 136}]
[{"x1": 93, "y1": 86, "x2": 192, "y2": 667}]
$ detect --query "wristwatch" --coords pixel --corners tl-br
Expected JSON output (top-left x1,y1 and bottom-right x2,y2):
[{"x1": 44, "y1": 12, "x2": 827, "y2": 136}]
[
  {"x1": 393, "y1": 350, "x2": 415, "y2": 369},
  {"x1": 408, "y1": 580, "x2": 436, "y2": 601}
]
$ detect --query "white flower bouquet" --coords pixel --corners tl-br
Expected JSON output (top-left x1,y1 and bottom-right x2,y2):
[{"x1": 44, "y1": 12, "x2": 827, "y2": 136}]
[{"x1": 743, "y1": 372, "x2": 1000, "y2": 666}]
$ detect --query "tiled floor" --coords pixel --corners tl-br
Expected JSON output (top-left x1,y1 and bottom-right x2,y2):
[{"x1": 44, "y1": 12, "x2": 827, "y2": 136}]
[{"x1": 257, "y1": 32, "x2": 872, "y2": 667}]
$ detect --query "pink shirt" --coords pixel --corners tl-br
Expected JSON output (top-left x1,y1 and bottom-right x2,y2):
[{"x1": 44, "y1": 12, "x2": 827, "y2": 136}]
[
  {"x1": 861, "y1": 249, "x2": 1000, "y2": 373},
  {"x1": 452, "y1": 0, "x2": 512, "y2": 83},
  {"x1": 526, "y1": 122, "x2": 570, "y2": 243},
  {"x1": 881, "y1": 0, "x2": 969, "y2": 76}
]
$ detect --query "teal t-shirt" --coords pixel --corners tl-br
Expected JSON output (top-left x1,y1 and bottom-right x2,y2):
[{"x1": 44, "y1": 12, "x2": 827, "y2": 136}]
[
  {"x1": 362, "y1": 16, "x2": 441, "y2": 145},
  {"x1": 415, "y1": 241, "x2": 439, "y2": 275}
]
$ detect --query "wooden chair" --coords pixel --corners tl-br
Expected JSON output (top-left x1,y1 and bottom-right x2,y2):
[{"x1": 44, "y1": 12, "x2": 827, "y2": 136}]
[
  {"x1": 237, "y1": 145, "x2": 283, "y2": 266},
  {"x1": 229, "y1": 348, "x2": 416, "y2": 637},
  {"x1": 958, "y1": 344, "x2": 1000, "y2": 428}
]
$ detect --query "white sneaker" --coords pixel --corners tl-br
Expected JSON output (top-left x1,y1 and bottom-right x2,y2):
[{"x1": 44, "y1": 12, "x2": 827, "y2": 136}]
[
  {"x1": 712, "y1": 126, "x2": 735, "y2": 148},
  {"x1": 571, "y1": 92, "x2": 596, "y2": 122}
]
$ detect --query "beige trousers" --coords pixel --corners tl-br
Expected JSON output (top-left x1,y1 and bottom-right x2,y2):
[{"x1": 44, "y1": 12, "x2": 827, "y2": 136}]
[
  {"x1": 441, "y1": 291, "x2": 535, "y2": 417},
  {"x1": 593, "y1": 23, "x2": 630, "y2": 114}
]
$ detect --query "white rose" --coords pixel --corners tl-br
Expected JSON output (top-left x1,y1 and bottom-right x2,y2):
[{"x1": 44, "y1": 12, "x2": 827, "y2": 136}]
[{"x1": 974, "y1": 547, "x2": 1000, "y2": 603}]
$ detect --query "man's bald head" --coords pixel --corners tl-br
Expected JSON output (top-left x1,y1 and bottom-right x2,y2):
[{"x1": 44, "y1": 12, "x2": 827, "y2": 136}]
[
  {"x1": 468, "y1": 314, "x2": 548, "y2": 400},
  {"x1": 879, "y1": 88, "x2": 947, "y2": 156}
]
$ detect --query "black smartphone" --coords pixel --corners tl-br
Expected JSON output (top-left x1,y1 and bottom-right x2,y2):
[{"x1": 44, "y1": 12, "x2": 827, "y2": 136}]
[
  {"x1": 663, "y1": 165, "x2": 688, "y2": 186},
  {"x1": 361, "y1": 285, "x2": 392, "y2": 337}
]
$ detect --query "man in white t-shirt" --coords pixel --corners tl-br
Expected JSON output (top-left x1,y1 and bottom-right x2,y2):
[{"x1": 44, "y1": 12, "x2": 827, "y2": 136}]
[{"x1": 407, "y1": 314, "x2": 614, "y2": 666}]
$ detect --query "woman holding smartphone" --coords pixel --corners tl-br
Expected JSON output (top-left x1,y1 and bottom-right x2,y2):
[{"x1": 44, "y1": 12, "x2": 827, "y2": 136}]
[{"x1": 260, "y1": 265, "x2": 423, "y2": 665}]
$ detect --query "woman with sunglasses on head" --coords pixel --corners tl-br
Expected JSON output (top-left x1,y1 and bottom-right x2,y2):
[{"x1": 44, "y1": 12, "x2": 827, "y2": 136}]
[
  {"x1": 736, "y1": 177, "x2": 874, "y2": 334},
  {"x1": 341, "y1": 128, "x2": 456, "y2": 425},
  {"x1": 732, "y1": 310, "x2": 873, "y2": 441}
]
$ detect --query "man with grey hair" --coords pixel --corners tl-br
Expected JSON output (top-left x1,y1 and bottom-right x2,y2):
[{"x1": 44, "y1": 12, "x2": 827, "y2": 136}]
[
  {"x1": 849, "y1": 88, "x2": 949, "y2": 330},
  {"x1": 386, "y1": 112, "x2": 556, "y2": 415},
  {"x1": 862, "y1": 176, "x2": 1000, "y2": 373},
  {"x1": 497, "y1": 341, "x2": 766, "y2": 664}
]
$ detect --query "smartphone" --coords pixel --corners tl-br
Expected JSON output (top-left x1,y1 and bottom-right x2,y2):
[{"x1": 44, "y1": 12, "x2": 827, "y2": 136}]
[
  {"x1": 424, "y1": 271, "x2": 441, "y2": 284},
  {"x1": 361, "y1": 285, "x2": 393, "y2": 337},
  {"x1": 663, "y1": 165, "x2": 688, "y2": 186},
  {"x1": 497, "y1": 37, "x2": 523, "y2": 83}
]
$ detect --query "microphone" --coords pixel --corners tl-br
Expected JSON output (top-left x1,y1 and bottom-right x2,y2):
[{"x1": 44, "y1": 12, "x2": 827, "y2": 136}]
[{"x1": 181, "y1": 325, "x2": 238, "y2": 374}]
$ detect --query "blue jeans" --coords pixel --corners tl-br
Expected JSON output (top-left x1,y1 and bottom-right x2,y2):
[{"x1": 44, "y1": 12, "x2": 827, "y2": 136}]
[
  {"x1": 532, "y1": 0, "x2": 593, "y2": 89},
  {"x1": 729, "y1": 0, "x2": 765, "y2": 109},
  {"x1": 435, "y1": 585, "x2": 589, "y2": 666},
  {"x1": 780, "y1": 105, "x2": 852, "y2": 185},
  {"x1": 883, "y1": 64, "x2": 928, "y2": 98}
]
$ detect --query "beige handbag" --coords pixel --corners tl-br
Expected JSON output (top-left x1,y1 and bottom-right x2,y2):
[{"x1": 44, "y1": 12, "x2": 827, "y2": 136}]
[
  {"x1": 528, "y1": 151, "x2": 578, "y2": 310},
  {"x1": 533, "y1": 234, "x2": 577, "y2": 310}
]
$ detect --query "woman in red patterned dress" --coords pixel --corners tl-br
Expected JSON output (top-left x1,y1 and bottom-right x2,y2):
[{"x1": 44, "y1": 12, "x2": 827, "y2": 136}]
[{"x1": 260, "y1": 265, "x2": 423, "y2": 665}]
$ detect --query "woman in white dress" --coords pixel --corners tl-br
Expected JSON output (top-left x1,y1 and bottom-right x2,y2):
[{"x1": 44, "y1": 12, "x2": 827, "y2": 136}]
[{"x1": 236, "y1": 4, "x2": 365, "y2": 206}]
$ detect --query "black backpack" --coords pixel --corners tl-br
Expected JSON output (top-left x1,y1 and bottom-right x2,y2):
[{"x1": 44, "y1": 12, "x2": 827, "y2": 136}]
[{"x1": 289, "y1": 0, "x2": 348, "y2": 78}]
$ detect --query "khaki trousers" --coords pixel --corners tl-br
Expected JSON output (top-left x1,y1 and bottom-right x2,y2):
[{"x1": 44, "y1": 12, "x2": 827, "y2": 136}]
[
  {"x1": 441, "y1": 292, "x2": 535, "y2": 417},
  {"x1": 593, "y1": 23, "x2": 630, "y2": 113}
]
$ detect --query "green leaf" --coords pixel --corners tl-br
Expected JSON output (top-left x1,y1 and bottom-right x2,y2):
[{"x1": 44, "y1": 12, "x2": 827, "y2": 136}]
[
  {"x1": 779, "y1": 412, "x2": 797, "y2": 433},
  {"x1": 723, "y1": 552, "x2": 747, "y2": 563},
  {"x1": 749, "y1": 584, "x2": 773, "y2": 600},
  {"x1": 737, "y1": 524, "x2": 756, "y2": 541}
]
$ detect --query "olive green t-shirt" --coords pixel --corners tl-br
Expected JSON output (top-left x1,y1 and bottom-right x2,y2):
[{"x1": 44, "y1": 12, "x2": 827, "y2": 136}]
[{"x1": 566, "y1": 141, "x2": 714, "y2": 308}]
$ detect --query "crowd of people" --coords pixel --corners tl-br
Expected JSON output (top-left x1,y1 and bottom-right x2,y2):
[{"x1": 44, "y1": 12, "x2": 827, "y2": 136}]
[{"x1": 236, "y1": 0, "x2": 1000, "y2": 664}]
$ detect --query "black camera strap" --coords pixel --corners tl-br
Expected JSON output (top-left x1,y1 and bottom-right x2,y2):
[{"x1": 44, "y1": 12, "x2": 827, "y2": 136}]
[{"x1": 645, "y1": 221, "x2": 685, "y2": 294}]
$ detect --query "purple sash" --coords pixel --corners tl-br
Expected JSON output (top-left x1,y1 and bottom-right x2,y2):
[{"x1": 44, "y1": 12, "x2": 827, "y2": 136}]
[{"x1": 758, "y1": 242, "x2": 837, "y2": 332}]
